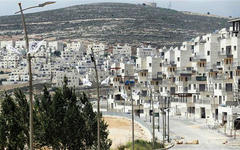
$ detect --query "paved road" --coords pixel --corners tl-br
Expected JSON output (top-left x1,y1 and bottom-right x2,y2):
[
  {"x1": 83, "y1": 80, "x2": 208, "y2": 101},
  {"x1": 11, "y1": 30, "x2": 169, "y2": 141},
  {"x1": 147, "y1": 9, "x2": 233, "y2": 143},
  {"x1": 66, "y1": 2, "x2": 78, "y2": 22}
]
[{"x1": 170, "y1": 117, "x2": 238, "y2": 150}]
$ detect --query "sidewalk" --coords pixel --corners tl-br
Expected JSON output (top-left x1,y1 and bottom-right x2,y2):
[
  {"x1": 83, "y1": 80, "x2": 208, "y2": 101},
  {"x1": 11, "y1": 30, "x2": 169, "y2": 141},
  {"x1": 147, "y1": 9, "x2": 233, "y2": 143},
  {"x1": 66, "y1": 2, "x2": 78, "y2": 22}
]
[
  {"x1": 171, "y1": 115, "x2": 240, "y2": 146},
  {"x1": 141, "y1": 116, "x2": 163, "y2": 141}
]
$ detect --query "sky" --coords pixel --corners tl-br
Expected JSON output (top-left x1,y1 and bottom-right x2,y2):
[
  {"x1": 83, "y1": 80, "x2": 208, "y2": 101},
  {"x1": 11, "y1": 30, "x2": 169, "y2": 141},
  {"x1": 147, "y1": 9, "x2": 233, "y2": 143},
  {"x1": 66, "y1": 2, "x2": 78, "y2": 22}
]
[{"x1": 0, "y1": 0, "x2": 239, "y2": 17}]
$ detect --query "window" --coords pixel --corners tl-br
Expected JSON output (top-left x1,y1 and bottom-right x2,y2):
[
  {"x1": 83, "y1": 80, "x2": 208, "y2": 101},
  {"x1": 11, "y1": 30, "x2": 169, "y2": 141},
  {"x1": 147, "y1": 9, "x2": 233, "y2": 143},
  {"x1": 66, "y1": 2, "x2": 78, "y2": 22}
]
[
  {"x1": 160, "y1": 63, "x2": 162, "y2": 67},
  {"x1": 193, "y1": 95, "x2": 196, "y2": 103},
  {"x1": 234, "y1": 46, "x2": 237, "y2": 51},
  {"x1": 199, "y1": 84, "x2": 206, "y2": 91},
  {"x1": 189, "y1": 57, "x2": 192, "y2": 61},
  {"x1": 215, "y1": 83, "x2": 217, "y2": 89},
  {"x1": 173, "y1": 77, "x2": 176, "y2": 82},
  {"x1": 219, "y1": 96, "x2": 222, "y2": 104},
  {"x1": 219, "y1": 83, "x2": 222, "y2": 90},
  {"x1": 193, "y1": 84, "x2": 196, "y2": 90},
  {"x1": 122, "y1": 69, "x2": 124, "y2": 73},
  {"x1": 177, "y1": 57, "x2": 180, "y2": 62},
  {"x1": 207, "y1": 51, "x2": 210, "y2": 56},
  {"x1": 226, "y1": 83, "x2": 232, "y2": 92},
  {"x1": 149, "y1": 63, "x2": 152, "y2": 67}
]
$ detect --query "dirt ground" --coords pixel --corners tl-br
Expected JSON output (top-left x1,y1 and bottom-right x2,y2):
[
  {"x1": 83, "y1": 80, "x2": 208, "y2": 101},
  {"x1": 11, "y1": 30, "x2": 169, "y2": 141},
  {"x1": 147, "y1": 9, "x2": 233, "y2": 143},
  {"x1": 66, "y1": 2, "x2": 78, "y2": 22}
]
[{"x1": 103, "y1": 116, "x2": 151, "y2": 149}]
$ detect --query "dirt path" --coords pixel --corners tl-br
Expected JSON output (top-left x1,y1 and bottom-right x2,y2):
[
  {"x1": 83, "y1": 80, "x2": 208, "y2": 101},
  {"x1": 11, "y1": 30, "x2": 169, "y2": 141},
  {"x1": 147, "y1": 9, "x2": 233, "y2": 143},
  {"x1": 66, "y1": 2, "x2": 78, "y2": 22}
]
[{"x1": 103, "y1": 116, "x2": 151, "y2": 149}]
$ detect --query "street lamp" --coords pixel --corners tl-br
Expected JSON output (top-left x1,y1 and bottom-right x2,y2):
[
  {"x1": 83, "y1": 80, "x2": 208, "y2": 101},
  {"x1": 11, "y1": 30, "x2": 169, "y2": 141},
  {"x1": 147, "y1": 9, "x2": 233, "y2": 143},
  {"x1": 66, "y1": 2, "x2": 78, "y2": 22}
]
[
  {"x1": 124, "y1": 79, "x2": 135, "y2": 150},
  {"x1": 15, "y1": 2, "x2": 56, "y2": 150},
  {"x1": 15, "y1": 2, "x2": 56, "y2": 14},
  {"x1": 90, "y1": 48, "x2": 101, "y2": 150},
  {"x1": 148, "y1": 83, "x2": 155, "y2": 149},
  {"x1": 90, "y1": 48, "x2": 113, "y2": 150}
]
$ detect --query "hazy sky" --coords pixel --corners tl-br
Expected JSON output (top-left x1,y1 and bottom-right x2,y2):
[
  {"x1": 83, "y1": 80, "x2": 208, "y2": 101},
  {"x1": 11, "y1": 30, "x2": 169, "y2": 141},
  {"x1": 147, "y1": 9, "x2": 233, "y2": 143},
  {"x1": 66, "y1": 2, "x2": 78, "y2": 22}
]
[{"x1": 0, "y1": 0, "x2": 239, "y2": 17}]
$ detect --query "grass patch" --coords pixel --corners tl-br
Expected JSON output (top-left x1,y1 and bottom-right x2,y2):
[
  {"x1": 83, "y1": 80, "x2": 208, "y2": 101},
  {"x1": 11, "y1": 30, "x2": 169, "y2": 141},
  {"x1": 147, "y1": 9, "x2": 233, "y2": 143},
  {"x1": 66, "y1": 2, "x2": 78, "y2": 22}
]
[{"x1": 117, "y1": 139, "x2": 164, "y2": 150}]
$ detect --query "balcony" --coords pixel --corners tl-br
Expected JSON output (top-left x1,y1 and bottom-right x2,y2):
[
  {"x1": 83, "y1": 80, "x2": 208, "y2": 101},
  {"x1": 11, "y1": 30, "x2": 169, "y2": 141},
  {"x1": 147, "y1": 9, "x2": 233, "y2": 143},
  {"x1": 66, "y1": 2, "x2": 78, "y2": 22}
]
[
  {"x1": 196, "y1": 76, "x2": 207, "y2": 81},
  {"x1": 148, "y1": 74, "x2": 162, "y2": 80},
  {"x1": 196, "y1": 99, "x2": 211, "y2": 104}
]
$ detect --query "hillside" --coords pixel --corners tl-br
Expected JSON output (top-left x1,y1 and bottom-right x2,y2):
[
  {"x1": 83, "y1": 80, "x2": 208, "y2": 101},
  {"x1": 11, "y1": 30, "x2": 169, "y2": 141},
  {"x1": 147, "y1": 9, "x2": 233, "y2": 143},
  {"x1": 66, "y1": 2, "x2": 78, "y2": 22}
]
[{"x1": 0, "y1": 3, "x2": 230, "y2": 47}]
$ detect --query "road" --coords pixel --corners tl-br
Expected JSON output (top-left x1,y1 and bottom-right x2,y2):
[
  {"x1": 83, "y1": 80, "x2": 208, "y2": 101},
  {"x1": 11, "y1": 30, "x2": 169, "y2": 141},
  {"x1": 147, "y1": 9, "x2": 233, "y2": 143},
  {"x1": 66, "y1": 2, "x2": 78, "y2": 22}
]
[{"x1": 170, "y1": 117, "x2": 238, "y2": 150}]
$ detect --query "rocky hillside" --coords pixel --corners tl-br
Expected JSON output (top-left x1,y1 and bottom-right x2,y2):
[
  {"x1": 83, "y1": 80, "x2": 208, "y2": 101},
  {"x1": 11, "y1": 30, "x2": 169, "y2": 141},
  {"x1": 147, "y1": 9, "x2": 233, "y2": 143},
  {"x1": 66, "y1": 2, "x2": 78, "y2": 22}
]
[{"x1": 0, "y1": 3, "x2": 230, "y2": 47}]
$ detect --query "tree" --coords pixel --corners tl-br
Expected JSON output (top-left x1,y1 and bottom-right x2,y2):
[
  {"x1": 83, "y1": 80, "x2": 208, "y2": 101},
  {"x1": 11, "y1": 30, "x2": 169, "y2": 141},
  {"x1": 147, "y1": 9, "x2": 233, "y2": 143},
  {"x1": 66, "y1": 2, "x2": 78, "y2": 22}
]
[
  {"x1": 0, "y1": 115, "x2": 7, "y2": 149},
  {"x1": 0, "y1": 90, "x2": 29, "y2": 150},
  {"x1": 34, "y1": 86, "x2": 58, "y2": 149},
  {"x1": 35, "y1": 78, "x2": 112, "y2": 149},
  {"x1": 14, "y1": 90, "x2": 29, "y2": 145},
  {"x1": 0, "y1": 79, "x2": 112, "y2": 149},
  {"x1": 80, "y1": 93, "x2": 112, "y2": 149}
]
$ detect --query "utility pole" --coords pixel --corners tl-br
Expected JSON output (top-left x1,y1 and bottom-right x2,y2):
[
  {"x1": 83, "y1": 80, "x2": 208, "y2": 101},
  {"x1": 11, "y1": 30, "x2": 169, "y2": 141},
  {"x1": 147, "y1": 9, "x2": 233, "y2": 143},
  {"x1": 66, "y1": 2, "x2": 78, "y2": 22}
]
[
  {"x1": 162, "y1": 96, "x2": 165, "y2": 145},
  {"x1": 107, "y1": 87, "x2": 109, "y2": 111},
  {"x1": 151, "y1": 89, "x2": 155, "y2": 148},
  {"x1": 91, "y1": 48, "x2": 101, "y2": 150},
  {"x1": 124, "y1": 96, "x2": 126, "y2": 113},
  {"x1": 158, "y1": 96, "x2": 160, "y2": 132},
  {"x1": 164, "y1": 97, "x2": 167, "y2": 138},
  {"x1": 16, "y1": 3, "x2": 56, "y2": 149},
  {"x1": 131, "y1": 86, "x2": 135, "y2": 150},
  {"x1": 138, "y1": 100, "x2": 141, "y2": 118},
  {"x1": 150, "y1": 94, "x2": 152, "y2": 123},
  {"x1": 124, "y1": 78, "x2": 135, "y2": 149},
  {"x1": 167, "y1": 96, "x2": 170, "y2": 142},
  {"x1": 18, "y1": 3, "x2": 33, "y2": 150}
]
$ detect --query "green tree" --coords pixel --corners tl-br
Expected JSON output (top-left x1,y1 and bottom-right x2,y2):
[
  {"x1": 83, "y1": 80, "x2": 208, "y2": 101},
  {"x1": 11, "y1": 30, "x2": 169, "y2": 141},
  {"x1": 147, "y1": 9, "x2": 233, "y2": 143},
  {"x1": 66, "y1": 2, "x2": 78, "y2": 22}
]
[
  {"x1": 35, "y1": 79, "x2": 112, "y2": 149},
  {"x1": 14, "y1": 90, "x2": 29, "y2": 145},
  {"x1": 0, "y1": 115, "x2": 7, "y2": 149},
  {"x1": 0, "y1": 91, "x2": 29, "y2": 150},
  {"x1": 34, "y1": 86, "x2": 57, "y2": 148},
  {"x1": 80, "y1": 93, "x2": 112, "y2": 150}
]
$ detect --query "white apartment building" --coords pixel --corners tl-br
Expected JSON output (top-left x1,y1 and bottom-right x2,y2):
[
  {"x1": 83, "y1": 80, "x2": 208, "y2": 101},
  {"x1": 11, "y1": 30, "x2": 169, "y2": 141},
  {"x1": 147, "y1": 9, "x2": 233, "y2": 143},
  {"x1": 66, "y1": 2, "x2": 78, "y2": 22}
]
[
  {"x1": 0, "y1": 40, "x2": 15, "y2": 48},
  {"x1": 112, "y1": 44, "x2": 131, "y2": 56},
  {"x1": 174, "y1": 46, "x2": 192, "y2": 70},
  {"x1": 87, "y1": 43, "x2": 108, "y2": 56},
  {"x1": 53, "y1": 72, "x2": 80, "y2": 87},
  {"x1": 136, "y1": 45, "x2": 157, "y2": 57},
  {"x1": 48, "y1": 41, "x2": 64, "y2": 51}
]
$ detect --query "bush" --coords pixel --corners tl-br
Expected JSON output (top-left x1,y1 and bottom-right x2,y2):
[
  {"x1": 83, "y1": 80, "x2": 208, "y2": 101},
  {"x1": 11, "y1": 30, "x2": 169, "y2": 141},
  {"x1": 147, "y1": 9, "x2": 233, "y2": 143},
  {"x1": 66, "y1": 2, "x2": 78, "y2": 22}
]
[{"x1": 118, "y1": 139, "x2": 164, "y2": 150}]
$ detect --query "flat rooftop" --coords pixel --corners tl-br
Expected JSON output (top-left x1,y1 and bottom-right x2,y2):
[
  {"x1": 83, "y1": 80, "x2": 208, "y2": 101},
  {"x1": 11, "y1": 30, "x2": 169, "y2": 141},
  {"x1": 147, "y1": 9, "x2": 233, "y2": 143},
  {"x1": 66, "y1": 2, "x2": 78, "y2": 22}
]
[{"x1": 228, "y1": 18, "x2": 240, "y2": 23}]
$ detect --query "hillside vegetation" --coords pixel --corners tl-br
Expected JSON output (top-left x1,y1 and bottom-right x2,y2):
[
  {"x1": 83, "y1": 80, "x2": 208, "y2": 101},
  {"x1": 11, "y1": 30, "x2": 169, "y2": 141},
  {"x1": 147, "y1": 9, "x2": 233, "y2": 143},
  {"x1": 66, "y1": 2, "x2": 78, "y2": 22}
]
[{"x1": 0, "y1": 3, "x2": 230, "y2": 47}]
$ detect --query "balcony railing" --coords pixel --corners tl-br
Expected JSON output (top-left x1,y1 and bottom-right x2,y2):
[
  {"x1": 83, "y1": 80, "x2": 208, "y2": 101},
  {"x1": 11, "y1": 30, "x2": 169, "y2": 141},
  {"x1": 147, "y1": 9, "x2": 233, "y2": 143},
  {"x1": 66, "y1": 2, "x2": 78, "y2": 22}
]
[{"x1": 196, "y1": 99, "x2": 211, "y2": 104}]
